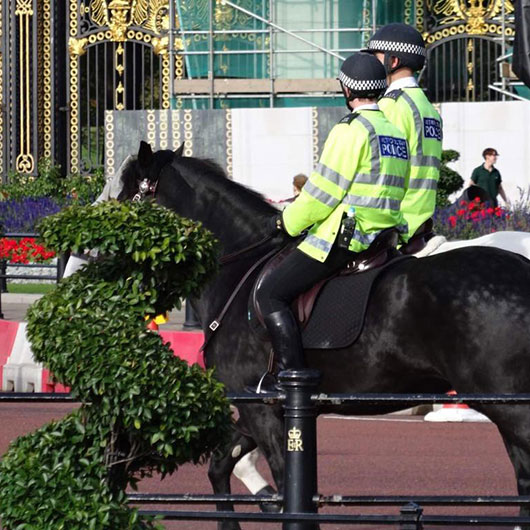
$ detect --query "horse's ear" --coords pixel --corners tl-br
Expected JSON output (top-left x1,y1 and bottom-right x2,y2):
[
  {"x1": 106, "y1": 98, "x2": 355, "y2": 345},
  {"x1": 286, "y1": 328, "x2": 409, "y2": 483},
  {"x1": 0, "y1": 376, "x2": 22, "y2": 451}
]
[
  {"x1": 174, "y1": 143, "x2": 185, "y2": 158},
  {"x1": 138, "y1": 141, "x2": 153, "y2": 168}
]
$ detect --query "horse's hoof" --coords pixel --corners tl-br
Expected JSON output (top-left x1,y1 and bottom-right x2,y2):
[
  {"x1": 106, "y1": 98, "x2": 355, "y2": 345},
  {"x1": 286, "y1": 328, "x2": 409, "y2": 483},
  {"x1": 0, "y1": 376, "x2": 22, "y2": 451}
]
[{"x1": 258, "y1": 485, "x2": 282, "y2": 513}]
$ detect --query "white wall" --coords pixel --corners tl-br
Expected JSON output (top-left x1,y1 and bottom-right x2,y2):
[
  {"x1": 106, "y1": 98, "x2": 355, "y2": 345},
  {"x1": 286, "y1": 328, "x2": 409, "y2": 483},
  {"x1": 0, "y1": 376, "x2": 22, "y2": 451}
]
[
  {"x1": 440, "y1": 101, "x2": 530, "y2": 204},
  {"x1": 231, "y1": 101, "x2": 530, "y2": 206},
  {"x1": 231, "y1": 107, "x2": 314, "y2": 201}
]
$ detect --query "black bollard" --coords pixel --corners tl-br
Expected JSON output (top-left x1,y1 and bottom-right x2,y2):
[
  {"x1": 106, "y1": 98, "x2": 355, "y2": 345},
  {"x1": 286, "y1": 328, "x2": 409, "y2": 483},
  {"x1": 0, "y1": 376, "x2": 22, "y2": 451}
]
[
  {"x1": 279, "y1": 369, "x2": 321, "y2": 530},
  {"x1": 0, "y1": 260, "x2": 7, "y2": 293},
  {"x1": 183, "y1": 300, "x2": 201, "y2": 329}
]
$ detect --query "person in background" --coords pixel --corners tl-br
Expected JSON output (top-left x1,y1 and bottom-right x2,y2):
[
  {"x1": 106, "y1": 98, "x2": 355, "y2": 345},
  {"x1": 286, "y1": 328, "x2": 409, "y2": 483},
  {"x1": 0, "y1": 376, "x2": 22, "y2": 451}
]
[
  {"x1": 248, "y1": 52, "x2": 410, "y2": 393},
  {"x1": 467, "y1": 148, "x2": 508, "y2": 208},
  {"x1": 274, "y1": 173, "x2": 308, "y2": 210},
  {"x1": 364, "y1": 23, "x2": 442, "y2": 246},
  {"x1": 292, "y1": 173, "x2": 308, "y2": 198}
]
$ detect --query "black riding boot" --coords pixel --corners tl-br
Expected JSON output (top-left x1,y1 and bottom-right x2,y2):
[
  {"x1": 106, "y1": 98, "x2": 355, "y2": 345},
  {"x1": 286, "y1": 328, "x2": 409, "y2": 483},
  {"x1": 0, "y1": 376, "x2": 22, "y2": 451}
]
[{"x1": 247, "y1": 308, "x2": 305, "y2": 394}]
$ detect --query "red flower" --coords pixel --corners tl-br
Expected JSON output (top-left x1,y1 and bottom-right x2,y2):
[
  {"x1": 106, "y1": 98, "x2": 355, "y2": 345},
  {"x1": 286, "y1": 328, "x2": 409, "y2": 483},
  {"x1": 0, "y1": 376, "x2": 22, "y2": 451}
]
[
  {"x1": 449, "y1": 215, "x2": 457, "y2": 227},
  {"x1": 0, "y1": 237, "x2": 55, "y2": 264},
  {"x1": 456, "y1": 209, "x2": 466, "y2": 217}
]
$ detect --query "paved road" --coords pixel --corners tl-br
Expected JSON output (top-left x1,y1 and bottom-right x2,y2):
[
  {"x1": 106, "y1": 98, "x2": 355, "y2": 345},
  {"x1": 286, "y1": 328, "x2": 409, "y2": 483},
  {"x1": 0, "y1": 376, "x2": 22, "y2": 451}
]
[
  {"x1": 0, "y1": 292, "x2": 191, "y2": 331},
  {"x1": 0, "y1": 403, "x2": 518, "y2": 529}
]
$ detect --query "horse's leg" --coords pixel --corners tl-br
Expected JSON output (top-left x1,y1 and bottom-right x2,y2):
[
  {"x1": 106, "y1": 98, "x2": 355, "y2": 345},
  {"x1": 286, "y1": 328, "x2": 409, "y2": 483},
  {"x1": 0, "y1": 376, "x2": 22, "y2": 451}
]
[
  {"x1": 208, "y1": 424, "x2": 258, "y2": 530},
  {"x1": 484, "y1": 406, "x2": 530, "y2": 530}
]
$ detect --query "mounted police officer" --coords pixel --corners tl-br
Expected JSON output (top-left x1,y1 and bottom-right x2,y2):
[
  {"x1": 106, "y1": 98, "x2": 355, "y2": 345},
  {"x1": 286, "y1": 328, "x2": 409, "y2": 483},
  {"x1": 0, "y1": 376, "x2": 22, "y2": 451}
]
[
  {"x1": 249, "y1": 52, "x2": 410, "y2": 393},
  {"x1": 364, "y1": 23, "x2": 442, "y2": 245}
]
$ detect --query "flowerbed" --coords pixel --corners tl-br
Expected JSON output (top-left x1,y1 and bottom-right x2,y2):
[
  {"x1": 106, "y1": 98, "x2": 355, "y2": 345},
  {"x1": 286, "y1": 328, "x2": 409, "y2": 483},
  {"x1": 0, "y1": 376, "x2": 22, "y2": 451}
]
[
  {"x1": 0, "y1": 237, "x2": 55, "y2": 264},
  {"x1": 0, "y1": 197, "x2": 62, "y2": 233},
  {"x1": 434, "y1": 193, "x2": 530, "y2": 239}
]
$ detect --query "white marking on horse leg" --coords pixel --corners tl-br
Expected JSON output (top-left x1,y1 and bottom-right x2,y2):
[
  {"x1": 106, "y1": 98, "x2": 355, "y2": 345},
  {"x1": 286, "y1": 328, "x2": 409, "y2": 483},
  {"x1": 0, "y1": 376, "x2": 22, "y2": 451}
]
[
  {"x1": 231, "y1": 444, "x2": 242, "y2": 459},
  {"x1": 232, "y1": 448, "x2": 269, "y2": 494}
]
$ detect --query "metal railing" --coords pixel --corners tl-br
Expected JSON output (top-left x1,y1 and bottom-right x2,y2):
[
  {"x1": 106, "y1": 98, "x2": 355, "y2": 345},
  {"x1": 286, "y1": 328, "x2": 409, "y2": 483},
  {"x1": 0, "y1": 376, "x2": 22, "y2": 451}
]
[{"x1": 2, "y1": 371, "x2": 530, "y2": 528}]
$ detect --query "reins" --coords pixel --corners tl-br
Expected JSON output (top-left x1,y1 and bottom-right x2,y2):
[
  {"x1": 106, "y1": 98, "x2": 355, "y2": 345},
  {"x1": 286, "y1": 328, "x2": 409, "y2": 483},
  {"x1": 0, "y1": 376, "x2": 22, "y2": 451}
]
[
  {"x1": 219, "y1": 233, "x2": 275, "y2": 265},
  {"x1": 199, "y1": 245, "x2": 278, "y2": 353}
]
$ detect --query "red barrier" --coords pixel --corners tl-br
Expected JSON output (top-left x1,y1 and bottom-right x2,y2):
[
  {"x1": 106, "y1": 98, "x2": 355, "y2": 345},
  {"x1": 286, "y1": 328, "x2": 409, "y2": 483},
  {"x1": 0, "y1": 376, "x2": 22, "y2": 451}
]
[
  {"x1": 0, "y1": 321, "x2": 19, "y2": 386},
  {"x1": 160, "y1": 330, "x2": 205, "y2": 368}
]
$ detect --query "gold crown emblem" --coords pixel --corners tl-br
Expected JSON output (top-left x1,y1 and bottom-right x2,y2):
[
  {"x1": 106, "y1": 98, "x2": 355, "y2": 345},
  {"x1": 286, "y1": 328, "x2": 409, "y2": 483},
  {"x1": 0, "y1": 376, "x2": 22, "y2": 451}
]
[{"x1": 288, "y1": 427, "x2": 302, "y2": 440}]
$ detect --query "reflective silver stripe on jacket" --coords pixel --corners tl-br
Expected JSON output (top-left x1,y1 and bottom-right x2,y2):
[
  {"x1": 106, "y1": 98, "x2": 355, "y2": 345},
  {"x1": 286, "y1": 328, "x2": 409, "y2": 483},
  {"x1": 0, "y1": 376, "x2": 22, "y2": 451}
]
[
  {"x1": 355, "y1": 173, "x2": 405, "y2": 188},
  {"x1": 410, "y1": 155, "x2": 441, "y2": 169},
  {"x1": 345, "y1": 194, "x2": 401, "y2": 211},
  {"x1": 355, "y1": 115, "x2": 381, "y2": 181},
  {"x1": 408, "y1": 178, "x2": 438, "y2": 191},
  {"x1": 314, "y1": 162, "x2": 351, "y2": 192},
  {"x1": 400, "y1": 91, "x2": 424, "y2": 159},
  {"x1": 303, "y1": 180, "x2": 340, "y2": 208},
  {"x1": 304, "y1": 234, "x2": 333, "y2": 254}
]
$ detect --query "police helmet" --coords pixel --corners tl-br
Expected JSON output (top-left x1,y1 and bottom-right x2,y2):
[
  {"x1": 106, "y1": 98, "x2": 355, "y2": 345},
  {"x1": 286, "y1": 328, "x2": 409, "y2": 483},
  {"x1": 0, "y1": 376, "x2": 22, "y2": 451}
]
[
  {"x1": 338, "y1": 52, "x2": 387, "y2": 102},
  {"x1": 364, "y1": 23, "x2": 426, "y2": 73}
]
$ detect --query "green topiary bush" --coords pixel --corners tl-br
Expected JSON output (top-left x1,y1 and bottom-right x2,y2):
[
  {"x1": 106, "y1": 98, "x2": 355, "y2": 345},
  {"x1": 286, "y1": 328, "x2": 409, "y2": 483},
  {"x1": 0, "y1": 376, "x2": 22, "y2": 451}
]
[
  {"x1": 0, "y1": 199, "x2": 232, "y2": 529},
  {"x1": 436, "y1": 149, "x2": 464, "y2": 208}
]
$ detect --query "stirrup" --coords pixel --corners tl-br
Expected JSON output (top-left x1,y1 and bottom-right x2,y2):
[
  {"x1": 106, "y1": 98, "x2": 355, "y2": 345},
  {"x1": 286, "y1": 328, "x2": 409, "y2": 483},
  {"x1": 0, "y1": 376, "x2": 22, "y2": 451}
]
[{"x1": 245, "y1": 372, "x2": 280, "y2": 394}]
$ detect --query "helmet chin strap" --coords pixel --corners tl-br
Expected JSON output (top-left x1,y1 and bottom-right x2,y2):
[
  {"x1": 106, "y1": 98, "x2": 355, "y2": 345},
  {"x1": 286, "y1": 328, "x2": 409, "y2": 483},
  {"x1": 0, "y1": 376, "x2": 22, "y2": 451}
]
[
  {"x1": 340, "y1": 83, "x2": 355, "y2": 110},
  {"x1": 383, "y1": 52, "x2": 401, "y2": 75}
]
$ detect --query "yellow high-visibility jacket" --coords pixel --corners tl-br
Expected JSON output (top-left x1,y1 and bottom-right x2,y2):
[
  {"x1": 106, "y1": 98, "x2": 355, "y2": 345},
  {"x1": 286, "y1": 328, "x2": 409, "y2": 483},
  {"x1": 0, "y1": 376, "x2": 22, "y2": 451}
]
[
  {"x1": 282, "y1": 109, "x2": 409, "y2": 262},
  {"x1": 379, "y1": 87, "x2": 442, "y2": 241}
]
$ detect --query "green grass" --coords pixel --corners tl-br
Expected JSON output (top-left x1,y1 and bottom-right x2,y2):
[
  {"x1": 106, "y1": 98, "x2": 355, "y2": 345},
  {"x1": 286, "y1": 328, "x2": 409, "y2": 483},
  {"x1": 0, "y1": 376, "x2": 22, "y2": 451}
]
[{"x1": 7, "y1": 283, "x2": 56, "y2": 294}]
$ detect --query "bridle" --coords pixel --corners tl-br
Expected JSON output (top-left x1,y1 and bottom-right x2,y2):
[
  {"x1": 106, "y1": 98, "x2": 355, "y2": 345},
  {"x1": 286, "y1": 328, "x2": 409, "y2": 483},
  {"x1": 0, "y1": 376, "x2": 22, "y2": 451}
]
[{"x1": 132, "y1": 178, "x2": 158, "y2": 202}]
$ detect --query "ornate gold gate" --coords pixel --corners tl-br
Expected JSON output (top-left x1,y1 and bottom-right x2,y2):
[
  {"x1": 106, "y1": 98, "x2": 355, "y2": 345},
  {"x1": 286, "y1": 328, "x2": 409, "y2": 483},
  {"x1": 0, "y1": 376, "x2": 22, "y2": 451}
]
[
  {"x1": 67, "y1": 0, "x2": 175, "y2": 173},
  {"x1": 420, "y1": 0, "x2": 515, "y2": 102},
  {"x1": 0, "y1": 0, "x2": 54, "y2": 178}
]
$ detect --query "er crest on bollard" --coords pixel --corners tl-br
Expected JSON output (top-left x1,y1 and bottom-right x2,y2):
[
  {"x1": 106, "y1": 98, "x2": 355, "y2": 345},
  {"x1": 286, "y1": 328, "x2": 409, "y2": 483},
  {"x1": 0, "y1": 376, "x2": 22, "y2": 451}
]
[{"x1": 287, "y1": 427, "x2": 304, "y2": 452}]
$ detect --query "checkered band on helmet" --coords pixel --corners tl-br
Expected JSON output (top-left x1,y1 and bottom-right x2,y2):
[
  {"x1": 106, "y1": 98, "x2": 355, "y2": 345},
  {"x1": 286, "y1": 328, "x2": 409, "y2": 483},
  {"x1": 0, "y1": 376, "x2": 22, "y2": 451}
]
[
  {"x1": 367, "y1": 39, "x2": 426, "y2": 57},
  {"x1": 338, "y1": 71, "x2": 387, "y2": 92}
]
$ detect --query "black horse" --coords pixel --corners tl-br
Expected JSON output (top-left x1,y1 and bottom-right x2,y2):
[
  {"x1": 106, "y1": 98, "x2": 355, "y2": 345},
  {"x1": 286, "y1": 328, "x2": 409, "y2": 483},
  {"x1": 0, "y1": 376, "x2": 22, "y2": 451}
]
[{"x1": 120, "y1": 142, "x2": 530, "y2": 529}]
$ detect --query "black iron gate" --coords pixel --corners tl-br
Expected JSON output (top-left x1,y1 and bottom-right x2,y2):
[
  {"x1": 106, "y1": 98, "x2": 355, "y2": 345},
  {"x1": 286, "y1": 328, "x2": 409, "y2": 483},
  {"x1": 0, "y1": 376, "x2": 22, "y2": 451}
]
[
  {"x1": 0, "y1": 0, "x2": 173, "y2": 179},
  {"x1": 0, "y1": 0, "x2": 517, "y2": 178},
  {"x1": 67, "y1": 0, "x2": 172, "y2": 174}
]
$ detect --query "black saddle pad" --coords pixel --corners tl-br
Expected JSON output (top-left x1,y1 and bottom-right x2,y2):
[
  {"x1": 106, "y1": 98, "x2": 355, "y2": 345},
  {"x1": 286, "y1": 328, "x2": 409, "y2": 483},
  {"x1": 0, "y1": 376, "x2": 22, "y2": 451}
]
[{"x1": 301, "y1": 256, "x2": 412, "y2": 350}]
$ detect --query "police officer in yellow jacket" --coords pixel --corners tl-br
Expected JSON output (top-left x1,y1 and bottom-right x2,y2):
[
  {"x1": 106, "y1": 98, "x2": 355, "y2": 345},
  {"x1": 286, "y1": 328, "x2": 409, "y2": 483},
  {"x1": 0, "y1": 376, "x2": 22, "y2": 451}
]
[
  {"x1": 250, "y1": 53, "x2": 410, "y2": 393},
  {"x1": 364, "y1": 23, "x2": 442, "y2": 243}
]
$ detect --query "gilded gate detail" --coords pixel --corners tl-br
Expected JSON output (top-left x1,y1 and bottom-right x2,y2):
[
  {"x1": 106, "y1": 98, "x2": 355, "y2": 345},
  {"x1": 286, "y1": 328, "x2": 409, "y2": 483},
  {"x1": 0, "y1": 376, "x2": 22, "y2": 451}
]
[
  {"x1": 67, "y1": 0, "x2": 174, "y2": 173},
  {"x1": 419, "y1": 0, "x2": 515, "y2": 102},
  {"x1": 0, "y1": 1, "x2": 518, "y2": 178}
]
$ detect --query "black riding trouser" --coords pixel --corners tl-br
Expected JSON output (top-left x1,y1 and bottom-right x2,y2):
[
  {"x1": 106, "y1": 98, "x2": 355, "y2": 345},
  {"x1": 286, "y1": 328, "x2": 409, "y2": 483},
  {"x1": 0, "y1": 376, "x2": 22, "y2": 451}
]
[{"x1": 256, "y1": 243, "x2": 356, "y2": 316}]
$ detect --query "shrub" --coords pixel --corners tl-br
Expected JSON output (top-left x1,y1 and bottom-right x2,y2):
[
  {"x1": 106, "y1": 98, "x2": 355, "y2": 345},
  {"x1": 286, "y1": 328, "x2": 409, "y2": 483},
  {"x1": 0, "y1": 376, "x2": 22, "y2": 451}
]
[
  {"x1": 0, "y1": 200, "x2": 231, "y2": 529},
  {"x1": 0, "y1": 158, "x2": 105, "y2": 205},
  {"x1": 436, "y1": 149, "x2": 464, "y2": 208}
]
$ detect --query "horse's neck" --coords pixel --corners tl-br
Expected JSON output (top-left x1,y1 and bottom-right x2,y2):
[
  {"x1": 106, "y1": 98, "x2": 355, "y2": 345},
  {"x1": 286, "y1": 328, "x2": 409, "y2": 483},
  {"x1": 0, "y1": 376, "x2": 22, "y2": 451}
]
[{"x1": 195, "y1": 189, "x2": 275, "y2": 256}]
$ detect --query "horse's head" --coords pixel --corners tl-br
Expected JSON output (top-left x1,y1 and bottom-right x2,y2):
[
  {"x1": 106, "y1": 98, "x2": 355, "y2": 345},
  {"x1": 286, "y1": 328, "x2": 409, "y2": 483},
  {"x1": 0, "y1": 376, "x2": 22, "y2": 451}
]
[
  {"x1": 118, "y1": 141, "x2": 184, "y2": 203},
  {"x1": 119, "y1": 141, "x2": 279, "y2": 249}
]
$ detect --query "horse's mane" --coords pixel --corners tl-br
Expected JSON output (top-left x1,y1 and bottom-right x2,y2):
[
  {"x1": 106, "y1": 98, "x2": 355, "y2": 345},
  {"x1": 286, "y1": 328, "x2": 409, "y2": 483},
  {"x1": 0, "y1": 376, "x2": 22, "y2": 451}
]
[
  {"x1": 175, "y1": 155, "x2": 277, "y2": 217},
  {"x1": 120, "y1": 151, "x2": 278, "y2": 217}
]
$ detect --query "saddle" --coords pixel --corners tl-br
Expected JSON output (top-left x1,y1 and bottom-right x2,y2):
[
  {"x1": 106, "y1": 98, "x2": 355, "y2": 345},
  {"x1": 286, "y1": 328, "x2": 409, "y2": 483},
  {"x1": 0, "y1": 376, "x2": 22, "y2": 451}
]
[
  {"x1": 400, "y1": 219, "x2": 434, "y2": 255},
  {"x1": 250, "y1": 228, "x2": 413, "y2": 349}
]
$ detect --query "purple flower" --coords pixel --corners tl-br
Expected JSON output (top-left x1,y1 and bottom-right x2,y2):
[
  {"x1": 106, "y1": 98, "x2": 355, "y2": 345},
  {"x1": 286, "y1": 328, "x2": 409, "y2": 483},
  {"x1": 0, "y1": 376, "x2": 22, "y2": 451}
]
[{"x1": 0, "y1": 197, "x2": 62, "y2": 233}]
